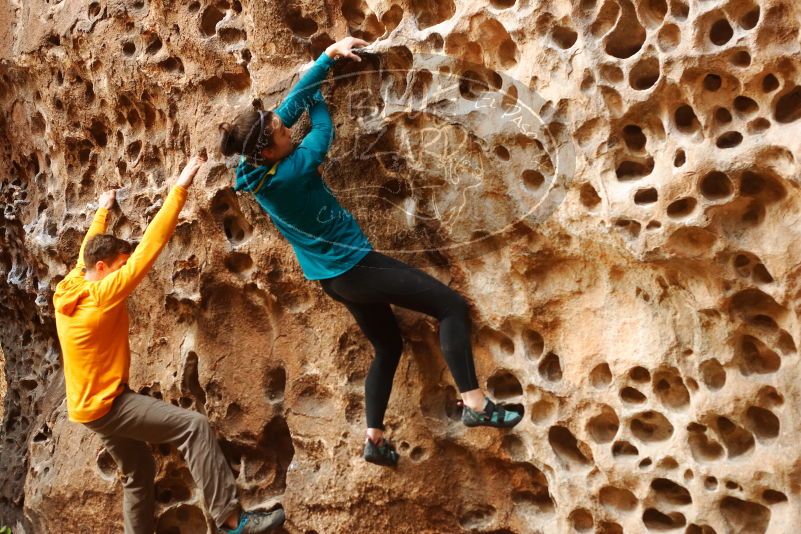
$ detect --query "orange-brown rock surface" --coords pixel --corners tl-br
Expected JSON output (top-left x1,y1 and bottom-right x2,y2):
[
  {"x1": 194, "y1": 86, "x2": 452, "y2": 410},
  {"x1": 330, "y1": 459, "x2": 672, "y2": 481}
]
[{"x1": 2, "y1": 0, "x2": 801, "y2": 532}]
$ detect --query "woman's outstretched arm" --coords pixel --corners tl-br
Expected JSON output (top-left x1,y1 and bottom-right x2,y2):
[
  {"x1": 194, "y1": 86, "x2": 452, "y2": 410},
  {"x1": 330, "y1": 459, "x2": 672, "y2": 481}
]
[
  {"x1": 275, "y1": 37, "x2": 368, "y2": 128},
  {"x1": 276, "y1": 94, "x2": 334, "y2": 178}
]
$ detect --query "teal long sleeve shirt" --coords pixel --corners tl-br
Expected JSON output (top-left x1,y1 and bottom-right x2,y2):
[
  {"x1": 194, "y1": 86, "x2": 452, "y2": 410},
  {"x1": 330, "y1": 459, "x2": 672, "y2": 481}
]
[{"x1": 234, "y1": 53, "x2": 372, "y2": 280}]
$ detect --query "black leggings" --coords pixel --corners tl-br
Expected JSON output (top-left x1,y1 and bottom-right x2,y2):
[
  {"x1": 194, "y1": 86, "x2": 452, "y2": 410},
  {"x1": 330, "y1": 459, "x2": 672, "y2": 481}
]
[{"x1": 319, "y1": 251, "x2": 480, "y2": 429}]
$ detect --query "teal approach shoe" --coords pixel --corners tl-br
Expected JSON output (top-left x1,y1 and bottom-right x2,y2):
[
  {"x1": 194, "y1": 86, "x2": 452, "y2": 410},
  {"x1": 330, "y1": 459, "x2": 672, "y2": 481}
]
[
  {"x1": 220, "y1": 508, "x2": 285, "y2": 534},
  {"x1": 461, "y1": 398, "x2": 523, "y2": 428},
  {"x1": 363, "y1": 437, "x2": 400, "y2": 467}
]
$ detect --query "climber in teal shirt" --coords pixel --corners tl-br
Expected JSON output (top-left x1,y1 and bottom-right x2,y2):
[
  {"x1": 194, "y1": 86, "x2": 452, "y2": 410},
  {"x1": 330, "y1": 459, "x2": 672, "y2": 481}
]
[
  {"x1": 220, "y1": 36, "x2": 522, "y2": 469},
  {"x1": 230, "y1": 48, "x2": 371, "y2": 280}
]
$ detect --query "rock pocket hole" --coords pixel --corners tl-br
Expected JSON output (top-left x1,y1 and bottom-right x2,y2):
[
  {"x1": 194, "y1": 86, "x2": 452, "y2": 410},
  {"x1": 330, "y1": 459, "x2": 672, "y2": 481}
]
[
  {"x1": 530, "y1": 398, "x2": 556, "y2": 425},
  {"x1": 616, "y1": 158, "x2": 655, "y2": 181},
  {"x1": 775, "y1": 86, "x2": 801, "y2": 123},
  {"x1": 747, "y1": 118, "x2": 771, "y2": 134},
  {"x1": 739, "y1": 7, "x2": 760, "y2": 30},
  {"x1": 590, "y1": 362, "x2": 612, "y2": 388},
  {"x1": 762, "y1": 489, "x2": 787, "y2": 504},
  {"x1": 604, "y1": 4, "x2": 646, "y2": 59},
  {"x1": 158, "y1": 57, "x2": 184, "y2": 73},
  {"x1": 459, "y1": 506, "x2": 496, "y2": 530},
  {"x1": 411, "y1": 0, "x2": 455, "y2": 30},
  {"x1": 652, "y1": 368, "x2": 690, "y2": 409},
  {"x1": 734, "y1": 96, "x2": 759, "y2": 116},
  {"x1": 621, "y1": 387, "x2": 647, "y2": 404},
  {"x1": 703, "y1": 74, "x2": 722, "y2": 91},
  {"x1": 719, "y1": 497, "x2": 770, "y2": 532},
  {"x1": 709, "y1": 18, "x2": 733, "y2": 46},
  {"x1": 523, "y1": 329, "x2": 544, "y2": 360},
  {"x1": 642, "y1": 509, "x2": 686, "y2": 529},
  {"x1": 538, "y1": 352, "x2": 562, "y2": 381},
  {"x1": 224, "y1": 252, "x2": 253, "y2": 273},
  {"x1": 501, "y1": 434, "x2": 526, "y2": 461},
  {"x1": 580, "y1": 182, "x2": 602, "y2": 209},
  {"x1": 630, "y1": 411, "x2": 674, "y2": 442},
  {"x1": 634, "y1": 188, "x2": 658, "y2": 205},
  {"x1": 219, "y1": 27, "x2": 247, "y2": 44},
  {"x1": 658, "y1": 23, "x2": 680, "y2": 51},
  {"x1": 552, "y1": 26, "x2": 578, "y2": 49},
  {"x1": 96, "y1": 449, "x2": 118, "y2": 480},
  {"x1": 762, "y1": 74, "x2": 779, "y2": 93},
  {"x1": 731, "y1": 50, "x2": 751, "y2": 67},
  {"x1": 651, "y1": 478, "x2": 692, "y2": 506},
  {"x1": 699, "y1": 359, "x2": 726, "y2": 390},
  {"x1": 223, "y1": 216, "x2": 250, "y2": 244},
  {"x1": 715, "y1": 416, "x2": 755, "y2": 458},
  {"x1": 200, "y1": 5, "x2": 225, "y2": 37},
  {"x1": 587, "y1": 405, "x2": 619, "y2": 444},
  {"x1": 736, "y1": 335, "x2": 780, "y2": 376},
  {"x1": 569, "y1": 508, "x2": 594, "y2": 531},
  {"x1": 715, "y1": 107, "x2": 733, "y2": 124},
  {"x1": 675, "y1": 105, "x2": 701, "y2": 133},
  {"x1": 623, "y1": 124, "x2": 647, "y2": 151},
  {"x1": 286, "y1": 7, "x2": 318, "y2": 37},
  {"x1": 674, "y1": 149, "x2": 686, "y2": 167},
  {"x1": 145, "y1": 35, "x2": 163, "y2": 55},
  {"x1": 487, "y1": 370, "x2": 523, "y2": 399},
  {"x1": 522, "y1": 169, "x2": 545, "y2": 191},
  {"x1": 700, "y1": 171, "x2": 732, "y2": 200},
  {"x1": 745, "y1": 406, "x2": 779, "y2": 440},
  {"x1": 548, "y1": 426, "x2": 592, "y2": 467},
  {"x1": 612, "y1": 440, "x2": 639, "y2": 458},
  {"x1": 688, "y1": 426, "x2": 724, "y2": 462},
  {"x1": 599, "y1": 486, "x2": 638, "y2": 512},
  {"x1": 666, "y1": 197, "x2": 696, "y2": 218},
  {"x1": 629, "y1": 57, "x2": 660, "y2": 90},
  {"x1": 628, "y1": 366, "x2": 651, "y2": 382}
]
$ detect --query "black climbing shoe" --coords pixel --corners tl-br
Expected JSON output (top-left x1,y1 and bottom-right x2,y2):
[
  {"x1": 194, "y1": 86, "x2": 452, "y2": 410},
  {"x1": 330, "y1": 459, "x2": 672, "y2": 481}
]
[
  {"x1": 461, "y1": 398, "x2": 523, "y2": 428},
  {"x1": 363, "y1": 437, "x2": 400, "y2": 467},
  {"x1": 220, "y1": 508, "x2": 285, "y2": 534}
]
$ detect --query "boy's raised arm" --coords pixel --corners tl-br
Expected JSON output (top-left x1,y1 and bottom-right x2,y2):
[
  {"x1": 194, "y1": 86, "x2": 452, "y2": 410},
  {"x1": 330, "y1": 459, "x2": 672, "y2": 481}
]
[
  {"x1": 92, "y1": 155, "x2": 205, "y2": 308},
  {"x1": 66, "y1": 190, "x2": 116, "y2": 279}
]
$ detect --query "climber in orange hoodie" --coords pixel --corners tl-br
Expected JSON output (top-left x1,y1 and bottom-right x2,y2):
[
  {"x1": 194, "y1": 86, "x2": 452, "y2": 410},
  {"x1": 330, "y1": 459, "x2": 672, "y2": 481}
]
[{"x1": 53, "y1": 154, "x2": 283, "y2": 534}]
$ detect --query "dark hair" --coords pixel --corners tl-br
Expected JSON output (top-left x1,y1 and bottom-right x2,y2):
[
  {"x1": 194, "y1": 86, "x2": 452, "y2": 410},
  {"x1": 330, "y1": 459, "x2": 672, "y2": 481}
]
[
  {"x1": 84, "y1": 234, "x2": 132, "y2": 270},
  {"x1": 219, "y1": 108, "x2": 276, "y2": 159}
]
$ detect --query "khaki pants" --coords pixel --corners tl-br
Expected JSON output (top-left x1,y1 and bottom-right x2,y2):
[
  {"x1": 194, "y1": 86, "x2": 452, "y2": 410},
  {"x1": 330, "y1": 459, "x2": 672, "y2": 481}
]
[{"x1": 84, "y1": 389, "x2": 239, "y2": 533}]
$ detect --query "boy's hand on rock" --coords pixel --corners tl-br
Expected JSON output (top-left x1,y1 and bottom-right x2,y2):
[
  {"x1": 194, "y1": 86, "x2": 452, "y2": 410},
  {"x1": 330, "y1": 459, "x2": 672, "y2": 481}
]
[
  {"x1": 325, "y1": 37, "x2": 370, "y2": 62},
  {"x1": 99, "y1": 190, "x2": 116, "y2": 210},
  {"x1": 176, "y1": 153, "x2": 208, "y2": 189}
]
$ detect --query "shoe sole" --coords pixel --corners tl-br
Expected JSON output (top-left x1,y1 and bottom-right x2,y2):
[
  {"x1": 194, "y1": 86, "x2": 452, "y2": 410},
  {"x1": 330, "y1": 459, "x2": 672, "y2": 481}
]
[
  {"x1": 242, "y1": 509, "x2": 285, "y2": 534},
  {"x1": 463, "y1": 415, "x2": 523, "y2": 428},
  {"x1": 364, "y1": 454, "x2": 399, "y2": 467}
]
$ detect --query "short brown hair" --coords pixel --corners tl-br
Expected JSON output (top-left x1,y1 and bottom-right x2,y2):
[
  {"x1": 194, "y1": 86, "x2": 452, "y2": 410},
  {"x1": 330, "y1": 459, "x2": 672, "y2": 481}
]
[
  {"x1": 219, "y1": 108, "x2": 275, "y2": 159},
  {"x1": 83, "y1": 234, "x2": 132, "y2": 270}
]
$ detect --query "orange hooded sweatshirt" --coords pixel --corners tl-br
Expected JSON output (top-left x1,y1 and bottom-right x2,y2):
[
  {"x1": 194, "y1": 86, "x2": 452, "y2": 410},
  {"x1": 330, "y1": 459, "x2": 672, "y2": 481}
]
[{"x1": 54, "y1": 185, "x2": 187, "y2": 423}]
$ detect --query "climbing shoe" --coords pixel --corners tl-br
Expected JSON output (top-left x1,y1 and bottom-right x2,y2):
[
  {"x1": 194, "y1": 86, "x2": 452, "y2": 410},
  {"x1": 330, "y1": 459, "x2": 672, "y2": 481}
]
[
  {"x1": 363, "y1": 436, "x2": 400, "y2": 467},
  {"x1": 461, "y1": 398, "x2": 523, "y2": 428},
  {"x1": 220, "y1": 508, "x2": 285, "y2": 534}
]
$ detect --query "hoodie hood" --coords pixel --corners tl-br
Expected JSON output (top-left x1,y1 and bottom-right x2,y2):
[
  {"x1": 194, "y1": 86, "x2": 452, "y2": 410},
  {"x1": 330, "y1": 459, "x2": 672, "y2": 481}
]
[
  {"x1": 54, "y1": 275, "x2": 90, "y2": 316},
  {"x1": 234, "y1": 157, "x2": 278, "y2": 194}
]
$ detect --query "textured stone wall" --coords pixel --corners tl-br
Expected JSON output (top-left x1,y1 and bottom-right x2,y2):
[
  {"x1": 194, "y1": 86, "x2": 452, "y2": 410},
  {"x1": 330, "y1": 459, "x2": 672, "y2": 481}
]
[{"x1": 2, "y1": 0, "x2": 801, "y2": 532}]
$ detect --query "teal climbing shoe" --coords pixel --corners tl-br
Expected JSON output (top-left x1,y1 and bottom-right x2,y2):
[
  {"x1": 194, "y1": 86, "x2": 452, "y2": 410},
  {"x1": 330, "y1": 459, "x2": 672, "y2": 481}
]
[
  {"x1": 461, "y1": 398, "x2": 523, "y2": 428},
  {"x1": 363, "y1": 437, "x2": 400, "y2": 467},
  {"x1": 220, "y1": 508, "x2": 285, "y2": 534}
]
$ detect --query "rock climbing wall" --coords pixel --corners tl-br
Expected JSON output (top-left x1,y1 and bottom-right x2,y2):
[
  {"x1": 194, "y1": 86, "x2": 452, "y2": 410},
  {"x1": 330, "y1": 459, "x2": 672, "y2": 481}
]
[{"x1": 2, "y1": 0, "x2": 801, "y2": 532}]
